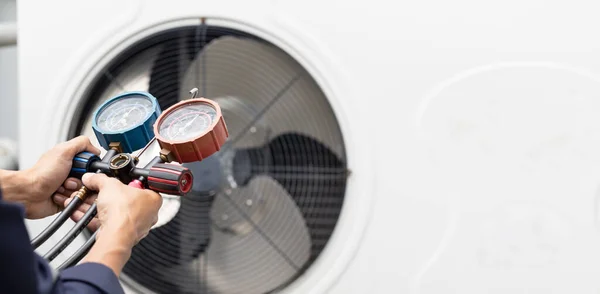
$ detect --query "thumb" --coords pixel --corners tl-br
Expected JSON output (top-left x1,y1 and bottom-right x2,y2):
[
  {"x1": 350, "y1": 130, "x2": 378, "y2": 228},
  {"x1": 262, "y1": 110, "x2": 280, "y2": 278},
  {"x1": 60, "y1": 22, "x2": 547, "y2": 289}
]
[
  {"x1": 63, "y1": 136, "x2": 101, "y2": 156},
  {"x1": 82, "y1": 173, "x2": 109, "y2": 191}
]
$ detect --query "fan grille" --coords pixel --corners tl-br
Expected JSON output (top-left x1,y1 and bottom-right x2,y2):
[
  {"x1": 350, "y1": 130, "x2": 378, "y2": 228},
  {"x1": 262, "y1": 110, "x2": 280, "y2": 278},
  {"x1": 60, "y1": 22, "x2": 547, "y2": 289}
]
[{"x1": 71, "y1": 24, "x2": 347, "y2": 294}]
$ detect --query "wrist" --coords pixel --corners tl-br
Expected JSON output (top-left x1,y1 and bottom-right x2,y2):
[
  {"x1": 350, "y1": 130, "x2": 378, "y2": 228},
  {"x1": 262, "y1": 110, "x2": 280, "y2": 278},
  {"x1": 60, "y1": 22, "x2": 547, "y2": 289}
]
[
  {"x1": 83, "y1": 226, "x2": 134, "y2": 276},
  {"x1": 99, "y1": 218, "x2": 138, "y2": 248}
]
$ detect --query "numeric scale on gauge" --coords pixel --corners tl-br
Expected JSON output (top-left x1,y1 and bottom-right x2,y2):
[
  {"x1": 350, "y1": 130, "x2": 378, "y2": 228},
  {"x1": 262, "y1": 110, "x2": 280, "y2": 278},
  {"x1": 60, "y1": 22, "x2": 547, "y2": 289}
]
[{"x1": 31, "y1": 88, "x2": 228, "y2": 268}]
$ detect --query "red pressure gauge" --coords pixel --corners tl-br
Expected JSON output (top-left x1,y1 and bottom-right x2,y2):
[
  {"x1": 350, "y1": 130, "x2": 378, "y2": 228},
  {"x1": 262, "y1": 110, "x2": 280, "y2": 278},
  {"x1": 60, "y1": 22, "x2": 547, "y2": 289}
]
[{"x1": 154, "y1": 98, "x2": 229, "y2": 163}]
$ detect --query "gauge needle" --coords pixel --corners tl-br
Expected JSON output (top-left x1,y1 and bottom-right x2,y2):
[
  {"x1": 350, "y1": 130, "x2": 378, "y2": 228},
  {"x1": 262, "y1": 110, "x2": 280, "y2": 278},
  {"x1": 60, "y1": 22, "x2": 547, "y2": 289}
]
[
  {"x1": 173, "y1": 114, "x2": 200, "y2": 138},
  {"x1": 120, "y1": 104, "x2": 139, "y2": 125},
  {"x1": 183, "y1": 114, "x2": 200, "y2": 130}
]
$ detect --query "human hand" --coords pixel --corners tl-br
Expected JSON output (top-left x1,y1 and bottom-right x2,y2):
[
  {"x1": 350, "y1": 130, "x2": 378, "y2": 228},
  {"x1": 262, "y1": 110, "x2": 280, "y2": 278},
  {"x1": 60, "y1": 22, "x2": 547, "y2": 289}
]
[
  {"x1": 81, "y1": 173, "x2": 162, "y2": 246},
  {"x1": 0, "y1": 136, "x2": 100, "y2": 219},
  {"x1": 79, "y1": 173, "x2": 162, "y2": 276}
]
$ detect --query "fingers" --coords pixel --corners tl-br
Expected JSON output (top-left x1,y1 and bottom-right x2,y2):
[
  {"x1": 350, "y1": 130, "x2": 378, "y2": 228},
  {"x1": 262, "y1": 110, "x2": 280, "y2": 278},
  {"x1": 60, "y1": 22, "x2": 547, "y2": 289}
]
[
  {"x1": 61, "y1": 136, "x2": 101, "y2": 156},
  {"x1": 56, "y1": 177, "x2": 82, "y2": 195},
  {"x1": 52, "y1": 191, "x2": 100, "y2": 231},
  {"x1": 53, "y1": 191, "x2": 97, "y2": 210},
  {"x1": 52, "y1": 193, "x2": 69, "y2": 206},
  {"x1": 82, "y1": 173, "x2": 114, "y2": 191},
  {"x1": 54, "y1": 178, "x2": 83, "y2": 202},
  {"x1": 63, "y1": 177, "x2": 82, "y2": 191},
  {"x1": 82, "y1": 193, "x2": 97, "y2": 205},
  {"x1": 69, "y1": 210, "x2": 100, "y2": 231}
]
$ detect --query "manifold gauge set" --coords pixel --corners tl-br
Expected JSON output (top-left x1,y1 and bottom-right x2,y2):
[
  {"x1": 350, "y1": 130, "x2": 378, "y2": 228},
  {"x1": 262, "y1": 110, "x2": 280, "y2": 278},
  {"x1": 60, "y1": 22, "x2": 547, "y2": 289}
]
[{"x1": 31, "y1": 89, "x2": 229, "y2": 268}]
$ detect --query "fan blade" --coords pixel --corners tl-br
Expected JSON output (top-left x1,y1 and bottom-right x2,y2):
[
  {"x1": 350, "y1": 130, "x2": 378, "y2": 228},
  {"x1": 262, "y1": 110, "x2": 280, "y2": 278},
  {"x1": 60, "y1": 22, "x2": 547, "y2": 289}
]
[
  {"x1": 147, "y1": 37, "x2": 185, "y2": 109},
  {"x1": 180, "y1": 36, "x2": 345, "y2": 159},
  {"x1": 207, "y1": 176, "x2": 310, "y2": 294},
  {"x1": 232, "y1": 133, "x2": 347, "y2": 259}
]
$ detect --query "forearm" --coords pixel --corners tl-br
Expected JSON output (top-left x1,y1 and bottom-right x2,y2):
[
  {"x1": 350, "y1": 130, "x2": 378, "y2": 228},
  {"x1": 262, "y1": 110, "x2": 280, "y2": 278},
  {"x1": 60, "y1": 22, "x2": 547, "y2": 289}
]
[
  {"x1": 81, "y1": 225, "x2": 135, "y2": 276},
  {"x1": 0, "y1": 169, "x2": 31, "y2": 206}
]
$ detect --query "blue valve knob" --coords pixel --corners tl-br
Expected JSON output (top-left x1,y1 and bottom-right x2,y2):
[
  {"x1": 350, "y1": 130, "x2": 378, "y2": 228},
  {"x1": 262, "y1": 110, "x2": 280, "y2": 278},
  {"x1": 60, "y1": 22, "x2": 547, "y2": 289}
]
[
  {"x1": 91, "y1": 91, "x2": 161, "y2": 154},
  {"x1": 69, "y1": 151, "x2": 100, "y2": 179}
]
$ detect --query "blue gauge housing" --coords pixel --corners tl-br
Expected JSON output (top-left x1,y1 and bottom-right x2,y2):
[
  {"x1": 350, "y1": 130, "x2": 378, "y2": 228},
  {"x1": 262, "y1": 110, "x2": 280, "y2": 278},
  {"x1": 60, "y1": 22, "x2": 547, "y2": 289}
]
[{"x1": 92, "y1": 91, "x2": 161, "y2": 153}]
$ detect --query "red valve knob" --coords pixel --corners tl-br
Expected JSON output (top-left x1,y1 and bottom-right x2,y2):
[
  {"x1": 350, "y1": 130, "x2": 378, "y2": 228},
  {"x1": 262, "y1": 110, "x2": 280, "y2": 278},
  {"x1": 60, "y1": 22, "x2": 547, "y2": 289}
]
[
  {"x1": 128, "y1": 179, "x2": 144, "y2": 189},
  {"x1": 147, "y1": 163, "x2": 193, "y2": 196}
]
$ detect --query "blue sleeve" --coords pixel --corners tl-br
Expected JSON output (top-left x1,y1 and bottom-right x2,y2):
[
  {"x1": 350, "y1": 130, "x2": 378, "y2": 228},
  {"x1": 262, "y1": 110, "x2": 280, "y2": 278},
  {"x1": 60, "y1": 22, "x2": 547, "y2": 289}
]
[
  {"x1": 46, "y1": 258, "x2": 125, "y2": 294},
  {"x1": 0, "y1": 189, "x2": 124, "y2": 294}
]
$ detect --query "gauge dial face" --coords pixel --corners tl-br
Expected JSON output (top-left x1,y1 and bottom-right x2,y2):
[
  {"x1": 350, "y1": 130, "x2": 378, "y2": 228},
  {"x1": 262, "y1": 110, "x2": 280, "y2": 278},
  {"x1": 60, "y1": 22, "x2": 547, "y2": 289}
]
[
  {"x1": 158, "y1": 103, "x2": 217, "y2": 141},
  {"x1": 95, "y1": 95, "x2": 154, "y2": 132}
]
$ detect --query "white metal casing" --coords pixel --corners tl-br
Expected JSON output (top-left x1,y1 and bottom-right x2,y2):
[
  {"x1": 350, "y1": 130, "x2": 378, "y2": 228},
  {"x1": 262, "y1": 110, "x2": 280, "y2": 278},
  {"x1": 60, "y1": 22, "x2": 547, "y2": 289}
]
[{"x1": 18, "y1": 0, "x2": 600, "y2": 293}]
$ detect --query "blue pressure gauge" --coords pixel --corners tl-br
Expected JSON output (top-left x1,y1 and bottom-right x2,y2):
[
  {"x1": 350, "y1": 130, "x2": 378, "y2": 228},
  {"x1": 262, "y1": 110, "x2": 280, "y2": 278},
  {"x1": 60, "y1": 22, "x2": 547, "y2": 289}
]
[{"x1": 92, "y1": 91, "x2": 161, "y2": 153}]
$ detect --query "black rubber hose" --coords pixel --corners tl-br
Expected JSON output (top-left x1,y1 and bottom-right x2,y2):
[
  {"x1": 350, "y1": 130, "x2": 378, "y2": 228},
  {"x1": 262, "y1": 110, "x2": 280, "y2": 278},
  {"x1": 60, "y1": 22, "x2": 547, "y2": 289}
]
[
  {"x1": 57, "y1": 230, "x2": 97, "y2": 270},
  {"x1": 43, "y1": 202, "x2": 98, "y2": 261},
  {"x1": 31, "y1": 197, "x2": 84, "y2": 249}
]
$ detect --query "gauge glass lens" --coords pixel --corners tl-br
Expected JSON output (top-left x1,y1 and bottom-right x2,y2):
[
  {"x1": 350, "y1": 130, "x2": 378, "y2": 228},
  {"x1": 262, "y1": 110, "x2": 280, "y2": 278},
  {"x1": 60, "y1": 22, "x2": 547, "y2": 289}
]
[
  {"x1": 158, "y1": 103, "x2": 217, "y2": 141},
  {"x1": 95, "y1": 95, "x2": 154, "y2": 132}
]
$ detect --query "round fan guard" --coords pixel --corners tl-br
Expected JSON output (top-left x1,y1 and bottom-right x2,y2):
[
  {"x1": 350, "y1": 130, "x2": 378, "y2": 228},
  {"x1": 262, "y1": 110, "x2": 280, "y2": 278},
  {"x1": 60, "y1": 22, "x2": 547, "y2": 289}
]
[{"x1": 68, "y1": 20, "x2": 348, "y2": 294}]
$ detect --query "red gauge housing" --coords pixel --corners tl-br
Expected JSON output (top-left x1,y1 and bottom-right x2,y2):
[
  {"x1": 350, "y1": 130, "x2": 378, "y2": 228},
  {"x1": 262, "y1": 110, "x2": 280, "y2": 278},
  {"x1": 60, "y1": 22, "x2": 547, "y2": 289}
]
[{"x1": 154, "y1": 98, "x2": 229, "y2": 163}]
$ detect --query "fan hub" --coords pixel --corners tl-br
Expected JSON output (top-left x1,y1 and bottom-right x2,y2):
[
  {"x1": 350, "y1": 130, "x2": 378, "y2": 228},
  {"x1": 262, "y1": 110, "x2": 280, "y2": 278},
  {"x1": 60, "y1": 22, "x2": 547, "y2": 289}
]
[{"x1": 184, "y1": 154, "x2": 222, "y2": 193}]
